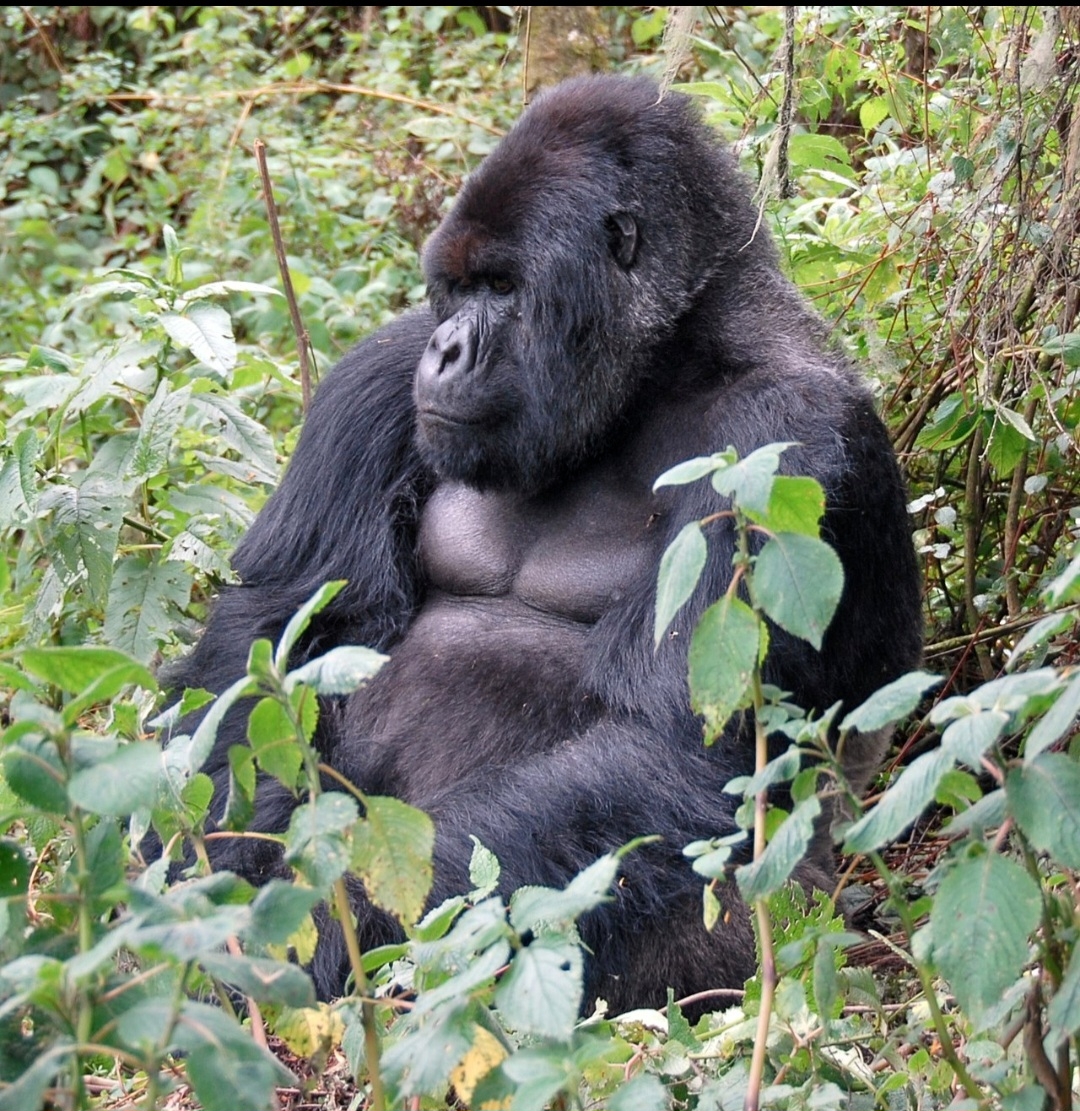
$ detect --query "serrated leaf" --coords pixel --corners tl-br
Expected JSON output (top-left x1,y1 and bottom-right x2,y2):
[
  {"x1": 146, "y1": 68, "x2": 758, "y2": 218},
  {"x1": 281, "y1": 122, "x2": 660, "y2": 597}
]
[
  {"x1": 494, "y1": 938, "x2": 582, "y2": 1039},
  {"x1": 510, "y1": 853, "x2": 620, "y2": 935},
  {"x1": 352, "y1": 796, "x2": 434, "y2": 925},
  {"x1": 285, "y1": 792, "x2": 358, "y2": 889},
  {"x1": 941, "y1": 710, "x2": 1010, "y2": 768},
  {"x1": 860, "y1": 95, "x2": 891, "y2": 132},
  {"x1": 689, "y1": 594, "x2": 760, "y2": 742},
  {"x1": 1007, "y1": 755, "x2": 1080, "y2": 867},
  {"x1": 737, "y1": 797, "x2": 821, "y2": 902},
  {"x1": 841, "y1": 671, "x2": 941, "y2": 733},
  {"x1": 191, "y1": 392, "x2": 278, "y2": 483},
  {"x1": 39, "y1": 477, "x2": 124, "y2": 604},
  {"x1": 178, "y1": 279, "x2": 282, "y2": 304},
  {"x1": 161, "y1": 304, "x2": 236, "y2": 374},
  {"x1": 69, "y1": 742, "x2": 162, "y2": 816},
  {"x1": 104, "y1": 555, "x2": 192, "y2": 664},
  {"x1": 930, "y1": 852, "x2": 1040, "y2": 1028},
  {"x1": 655, "y1": 521, "x2": 707, "y2": 645},
  {"x1": 468, "y1": 836, "x2": 501, "y2": 899},
  {"x1": 753, "y1": 532, "x2": 843, "y2": 649},
  {"x1": 843, "y1": 747, "x2": 955, "y2": 854},
  {"x1": 124, "y1": 381, "x2": 190, "y2": 480},
  {"x1": 450, "y1": 1025, "x2": 508, "y2": 1105},
  {"x1": 285, "y1": 645, "x2": 388, "y2": 695},
  {"x1": 274, "y1": 1003, "x2": 344, "y2": 1058}
]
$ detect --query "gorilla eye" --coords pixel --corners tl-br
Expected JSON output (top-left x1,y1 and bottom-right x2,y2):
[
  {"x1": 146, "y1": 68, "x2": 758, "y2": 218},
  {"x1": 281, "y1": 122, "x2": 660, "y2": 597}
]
[{"x1": 488, "y1": 277, "x2": 514, "y2": 295}]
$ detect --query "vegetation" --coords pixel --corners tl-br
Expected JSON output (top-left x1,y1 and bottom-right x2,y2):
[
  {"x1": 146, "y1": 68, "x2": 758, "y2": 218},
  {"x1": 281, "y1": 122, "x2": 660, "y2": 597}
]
[{"x1": 0, "y1": 6, "x2": 1078, "y2": 1109}]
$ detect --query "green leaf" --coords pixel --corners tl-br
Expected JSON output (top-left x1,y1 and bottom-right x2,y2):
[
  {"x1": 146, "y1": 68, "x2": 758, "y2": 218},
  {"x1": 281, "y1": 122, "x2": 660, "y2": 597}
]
[
  {"x1": 941, "y1": 709, "x2": 1010, "y2": 768},
  {"x1": 737, "y1": 797, "x2": 821, "y2": 902},
  {"x1": 468, "y1": 836, "x2": 501, "y2": 899},
  {"x1": 192, "y1": 392, "x2": 278, "y2": 483},
  {"x1": 930, "y1": 851, "x2": 1040, "y2": 1028},
  {"x1": 609, "y1": 1073, "x2": 671, "y2": 1111},
  {"x1": 1025, "y1": 670, "x2": 1080, "y2": 757},
  {"x1": 125, "y1": 381, "x2": 190, "y2": 480},
  {"x1": 859, "y1": 95, "x2": 891, "y2": 132},
  {"x1": 186, "y1": 673, "x2": 259, "y2": 775},
  {"x1": 248, "y1": 881, "x2": 321, "y2": 947},
  {"x1": 104, "y1": 555, "x2": 192, "y2": 664},
  {"x1": 753, "y1": 532, "x2": 844, "y2": 649},
  {"x1": 2, "y1": 740, "x2": 68, "y2": 812},
  {"x1": 840, "y1": 671, "x2": 941, "y2": 734},
  {"x1": 1048, "y1": 949, "x2": 1080, "y2": 1043},
  {"x1": 285, "y1": 792, "x2": 358, "y2": 888},
  {"x1": 0, "y1": 839, "x2": 31, "y2": 897},
  {"x1": 711, "y1": 442, "x2": 796, "y2": 516},
  {"x1": 37, "y1": 477, "x2": 124, "y2": 604},
  {"x1": 352, "y1": 795, "x2": 435, "y2": 925},
  {"x1": 69, "y1": 742, "x2": 163, "y2": 816},
  {"x1": 510, "y1": 853, "x2": 621, "y2": 934},
  {"x1": 160, "y1": 304, "x2": 237, "y2": 374},
  {"x1": 1040, "y1": 331, "x2": 1080, "y2": 367},
  {"x1": 0, "y1": 1041, "x2": 76, "y2": 1111},
  {"x1": 19, "y1": 645, "x2": 156, "y2": 698},
  {"x1": 654, "y1": 521, "x2": 707, "y2": 646},
  {"x1": 1006, "y1": 755, "x2": 1080, "y2": 867},
  {"x1": 751, "y1": 475, "x2": 825, "y2": 536},
  {"x1": 843, "y1": 748, "x2": 955, "y2": 854},
  {"x1": 275, "y1": 581, "x2": 347, "y2": 672},
  {"x1": 247, "y1": 695, "x2": 304, "y2": 791},
  {"x1": 199, "y1": 952, "x2": 315, "y2": 1008},
  {"x1": 653, "y1": 453, "x2": 729, "y2": 490},
  {"x1": 494, "y1": 938, "x2": 582, "y2": 1039},
  {"x1": 285, "y1": 645, "x2": 388, "y2": 695},
  {"x1": 689, "y1": 594, "x2": 760, "y2": 742}
]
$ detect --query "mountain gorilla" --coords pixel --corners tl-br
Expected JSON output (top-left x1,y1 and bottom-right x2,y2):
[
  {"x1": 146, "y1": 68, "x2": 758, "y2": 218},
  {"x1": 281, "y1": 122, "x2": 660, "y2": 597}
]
[{"x1": 169, "y1": 75, "x2": 922, "y2": 1012}]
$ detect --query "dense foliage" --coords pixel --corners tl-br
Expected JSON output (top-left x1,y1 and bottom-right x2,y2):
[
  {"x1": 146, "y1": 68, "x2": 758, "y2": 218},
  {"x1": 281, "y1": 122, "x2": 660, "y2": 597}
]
[{"x1": 0, "y1": 7, "x2": 1078, "y2": 1110}]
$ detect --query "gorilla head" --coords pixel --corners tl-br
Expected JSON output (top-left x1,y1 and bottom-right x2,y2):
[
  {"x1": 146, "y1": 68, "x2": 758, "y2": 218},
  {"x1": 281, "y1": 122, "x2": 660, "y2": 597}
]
[{"x1": 414, "y1": 76, "x2": 767, "y2": 494}]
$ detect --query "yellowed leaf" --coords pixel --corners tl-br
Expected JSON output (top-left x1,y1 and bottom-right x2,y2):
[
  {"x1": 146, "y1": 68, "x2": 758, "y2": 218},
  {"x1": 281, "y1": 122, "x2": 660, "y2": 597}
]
[
  {"x1": 450, "y1": 1025, "x2": 509, "y2": 1109},
  {"x1": 274, "y1": 1002, "x2": 344, "y2": 1058}
]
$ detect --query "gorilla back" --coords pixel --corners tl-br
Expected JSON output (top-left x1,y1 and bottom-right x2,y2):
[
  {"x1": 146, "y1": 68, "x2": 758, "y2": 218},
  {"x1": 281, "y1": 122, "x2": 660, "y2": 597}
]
[{"x1": 170, "y1": 75, "x2": 922, "y2": 1013}]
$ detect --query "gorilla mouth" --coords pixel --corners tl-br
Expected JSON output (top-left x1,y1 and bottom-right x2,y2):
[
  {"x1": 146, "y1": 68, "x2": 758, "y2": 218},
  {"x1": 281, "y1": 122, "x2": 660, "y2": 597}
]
[{"x1": 418, "y1": 407, "x2": 492, "y2": 430}]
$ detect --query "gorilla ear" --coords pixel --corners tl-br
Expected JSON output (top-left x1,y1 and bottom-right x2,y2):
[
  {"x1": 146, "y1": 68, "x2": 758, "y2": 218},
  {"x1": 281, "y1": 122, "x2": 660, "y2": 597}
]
[{"x1": 605, "y1": 212, "x2": 639, "y2": 269}]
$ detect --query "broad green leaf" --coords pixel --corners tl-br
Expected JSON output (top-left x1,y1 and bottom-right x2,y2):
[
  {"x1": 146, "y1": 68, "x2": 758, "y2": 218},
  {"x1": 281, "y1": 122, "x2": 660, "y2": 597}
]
[
  {"x1": 859, "y1": 95, "x2": 891, "y2": 132},
  {"x1": 1046, "y1": 551, "x2": 1080, "y2": 605},
  {"x1": 191, "y1": 392, "x2": 277, "y2": 482},
  {"x1": 1024, "y1": 670, "x2": 1080, "y2": 757},
  {"x1": 179, "y1": 279, "x2": 282, "y2": 303},
  {"x1": 500, "y1": 1047, "x2": 572, "y2": 1111},
  {"x1": 37, "y1": 478, "x2": 124, "y2": 604},
  {"x1": 1041, "y1": 331, "x2": 1080, "y2": 367},
  {"x1": 124, "y1": 380, "x2": 190, "y2": 480},
  {"x1": 840, "y1": 671, "x2": 941, "y2": 734},
  {"x1": 275, "y1": 581, "x2": 347, "y2": 671},
  {"x1": 510, "y1": 852, "x2": 621, "y2": 934},
  {"x1": 930, "y1": 851, "x2": 1040, "y2": 1028},
  {"x1": 737, "y1": 796, "x2": 821, "y2": 902},
  {"x1": 248, "y1": 880, "x2": 321, "y2": 946},
  {"x1": 220, "y1": 746, "x2": 255, "y2": 832},
  {"x1": 1007, "y1": 612, "x2": 1075, "y2": 667},
  {"x1": 19, "y1": 645, "x2": 155, "y2": 697},
  {"x1": 381, "y1": 1006, "x2": 473, "y2": 1098},
  {"x1": 247, "y1": 694, "x2": 306, "y2": 790},
  {"x1": 711, "y1": 442, "x2": 796, "y2": 516},
  {"x1": 2, "y1": 741, "x2": 68, "y2": 813},
  {"x1": 941, "y1": 709, "x2": 1010, "y2": 768},
  {"x1": 843, "y1": 748, "x2": 955, "y2": 854},
  {"x1": 186, "y1": 673, "x2": 259, "y2": 776},
  {"x1": 609, "y1": 1074, "x2": 671, "y2": 1111},
  {"x1": 136, "y1": 904, "x2": 251, "y2": 961},
  {"x1": 494, "y1": 938, "x2": 582, "y2": 1039},
  {"x1": 654, "y1": 521, "x2": 707, "y2": 645},
  {"x1": 468, "y1": 836, "x2": 500, "y2": 899},
  {"x1": 104, "y1": 555, "x2": 192, "y2": 664},
  {"x1": 1006, "y1": 755, "x2": 1080, "y2": 867},
  {"x1": 751, "y1": 475, "x2": 825, "y2": 536},
  {"x1": 753, "y1": 532, "x2": 843, "y2": 649},
  {"x1": 352, "y1": 795, "x2": 434, "y2": 925},
  {"x1": 69, "y1": 742, "x2": 163, "y2": 816},
  {"x1": 689, "y1": 594, "x2": 760, "y2": 742},
  {"x1": 161, "y1": 303, "x2": 236, "y2": 374},
  {"x1": 199, "y1": 952, "x2": 315, "y2": 1008},
  {"x1": 286, "y1": 792, "x2": 358, "y2": 888},
  {"x1": 286, "y1": 645, "x2": 388, "y2": 695}
]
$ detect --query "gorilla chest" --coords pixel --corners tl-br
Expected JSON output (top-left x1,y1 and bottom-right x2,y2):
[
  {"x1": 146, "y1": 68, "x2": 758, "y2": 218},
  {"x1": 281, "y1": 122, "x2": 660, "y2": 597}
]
[{"x1": 418, "y1": 478, "x2": 659, "y2": 622}]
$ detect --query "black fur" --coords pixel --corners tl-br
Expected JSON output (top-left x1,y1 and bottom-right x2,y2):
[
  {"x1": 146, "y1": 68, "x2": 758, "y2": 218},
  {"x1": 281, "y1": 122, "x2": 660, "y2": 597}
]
[{"x1": 166, "y1": 76, "x2": 922, "y2": 1014}]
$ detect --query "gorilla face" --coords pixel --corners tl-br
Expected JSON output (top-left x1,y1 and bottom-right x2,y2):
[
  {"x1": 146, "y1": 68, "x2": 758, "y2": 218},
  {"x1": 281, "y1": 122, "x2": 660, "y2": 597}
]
[{"x1": 413, "y1": 77, "x2": 758, "y2": 494}]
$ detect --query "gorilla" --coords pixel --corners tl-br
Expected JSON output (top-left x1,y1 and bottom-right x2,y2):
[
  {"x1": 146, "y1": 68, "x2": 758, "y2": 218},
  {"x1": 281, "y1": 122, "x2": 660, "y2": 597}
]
[{"x1": 169, "y1": 75, "x2": 922, "y2": 1013}]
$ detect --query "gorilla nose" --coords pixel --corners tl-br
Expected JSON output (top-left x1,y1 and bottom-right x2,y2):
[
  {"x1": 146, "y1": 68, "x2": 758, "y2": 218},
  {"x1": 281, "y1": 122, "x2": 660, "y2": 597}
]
[{"x1": 418, "y1": 314, "x2": 479, "y2": 389}]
